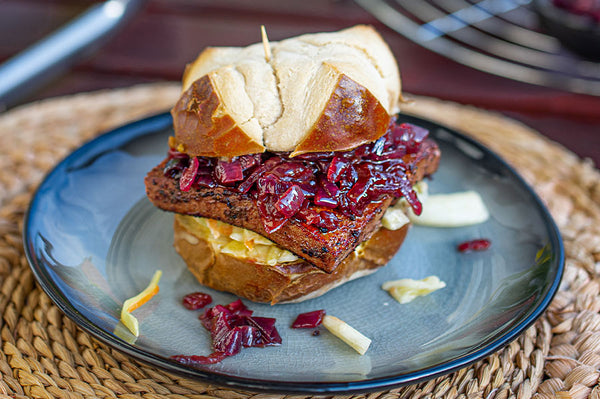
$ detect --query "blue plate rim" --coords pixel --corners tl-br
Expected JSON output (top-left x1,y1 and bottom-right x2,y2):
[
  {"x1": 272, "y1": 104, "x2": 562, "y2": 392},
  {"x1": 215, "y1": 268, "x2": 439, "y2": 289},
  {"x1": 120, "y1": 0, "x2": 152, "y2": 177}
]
[{"x1": 23, "y1": 112, "x2": 565, "y2": 394}]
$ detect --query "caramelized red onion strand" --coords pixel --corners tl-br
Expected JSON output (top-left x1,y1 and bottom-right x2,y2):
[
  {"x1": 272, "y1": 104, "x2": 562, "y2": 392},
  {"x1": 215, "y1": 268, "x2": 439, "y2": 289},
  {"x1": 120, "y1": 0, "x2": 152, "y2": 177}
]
[{"x1": 171, "y1": 299, "x2": 281, "y2": 366}]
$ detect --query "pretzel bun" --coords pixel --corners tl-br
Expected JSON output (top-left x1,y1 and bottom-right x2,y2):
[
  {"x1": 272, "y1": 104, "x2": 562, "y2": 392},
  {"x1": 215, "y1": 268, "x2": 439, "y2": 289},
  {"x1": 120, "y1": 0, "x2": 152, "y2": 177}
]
[
  {"x1": 173, "y1": 215, "x2": 409, "y2": 304},
  {"x1": 170, "y1": 25, "x2": 401, "y2": 157}
]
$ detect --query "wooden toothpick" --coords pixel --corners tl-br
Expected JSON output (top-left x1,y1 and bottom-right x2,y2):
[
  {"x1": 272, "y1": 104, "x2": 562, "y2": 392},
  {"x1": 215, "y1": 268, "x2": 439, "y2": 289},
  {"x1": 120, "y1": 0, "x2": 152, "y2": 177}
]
[{"x1": 261, "y1": 25, "x2": 272, "y2": 62}]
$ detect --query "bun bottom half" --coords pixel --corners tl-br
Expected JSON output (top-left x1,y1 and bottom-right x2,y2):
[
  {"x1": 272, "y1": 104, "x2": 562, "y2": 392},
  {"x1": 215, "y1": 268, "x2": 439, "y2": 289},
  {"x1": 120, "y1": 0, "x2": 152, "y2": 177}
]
[{"x1": 173, "y1": 216, "x2": 409, "y2": 304}]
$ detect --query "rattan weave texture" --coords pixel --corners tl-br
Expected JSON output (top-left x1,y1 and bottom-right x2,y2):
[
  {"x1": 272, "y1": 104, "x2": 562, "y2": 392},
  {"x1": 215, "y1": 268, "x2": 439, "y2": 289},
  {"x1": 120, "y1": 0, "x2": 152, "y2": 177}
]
[{"x1": 0, "y1": 83, "x2": 598, "y2": 399}]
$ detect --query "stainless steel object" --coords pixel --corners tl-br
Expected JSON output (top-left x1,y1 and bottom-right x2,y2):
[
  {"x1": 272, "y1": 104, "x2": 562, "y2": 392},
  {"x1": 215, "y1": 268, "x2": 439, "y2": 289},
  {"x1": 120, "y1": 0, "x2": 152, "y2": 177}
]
[
  {"x1": 0, "y1": 0, "x2": 147, "y2": 110},
  {"x1": 356, "y1": 0, "x2": 600, "y2": 96}
]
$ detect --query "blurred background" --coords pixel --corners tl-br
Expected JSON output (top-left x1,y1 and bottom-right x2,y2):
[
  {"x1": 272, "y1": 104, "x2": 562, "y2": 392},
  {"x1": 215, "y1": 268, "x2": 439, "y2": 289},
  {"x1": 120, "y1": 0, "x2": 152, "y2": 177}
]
[{"x1": 1, "y1": 0, "x2": 599, "y2": 165}]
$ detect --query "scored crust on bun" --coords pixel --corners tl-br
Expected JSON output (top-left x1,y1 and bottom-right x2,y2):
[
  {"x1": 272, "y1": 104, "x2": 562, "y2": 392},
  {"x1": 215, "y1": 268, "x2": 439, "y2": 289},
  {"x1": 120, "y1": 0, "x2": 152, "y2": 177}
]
[
  {"x1": 170, "y1": 25, "x2": 401, "y2": 158},
  {"x1": 145, "y1": 25, "x2": 441, "y2": 304}
]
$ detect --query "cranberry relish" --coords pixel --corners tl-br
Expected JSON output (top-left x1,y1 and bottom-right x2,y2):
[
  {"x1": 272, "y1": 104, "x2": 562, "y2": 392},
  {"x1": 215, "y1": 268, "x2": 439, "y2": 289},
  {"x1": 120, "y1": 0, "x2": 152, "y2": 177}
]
[{"x1": 164, "y1": 117, "x2": 430, "y2": 234}]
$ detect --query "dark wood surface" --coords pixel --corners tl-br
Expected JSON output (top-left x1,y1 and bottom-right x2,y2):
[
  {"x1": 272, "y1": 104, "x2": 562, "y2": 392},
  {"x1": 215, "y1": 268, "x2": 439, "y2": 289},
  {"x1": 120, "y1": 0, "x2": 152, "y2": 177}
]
[{"x1": 2, "y1": 0, "x2": 599, "y2": 165}]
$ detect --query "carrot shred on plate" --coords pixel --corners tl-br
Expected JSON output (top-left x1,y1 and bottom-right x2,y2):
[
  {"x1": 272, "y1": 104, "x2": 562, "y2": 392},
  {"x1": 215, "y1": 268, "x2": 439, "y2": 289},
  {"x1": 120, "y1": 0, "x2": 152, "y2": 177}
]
[{"x1": 120, "y1": 270, "x2": 162, "y2": 336}]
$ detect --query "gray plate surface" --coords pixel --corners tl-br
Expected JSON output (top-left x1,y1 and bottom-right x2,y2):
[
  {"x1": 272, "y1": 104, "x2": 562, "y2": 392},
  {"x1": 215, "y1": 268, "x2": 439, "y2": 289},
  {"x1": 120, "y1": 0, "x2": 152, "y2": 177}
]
[{"x1": 24, "y1": 113, "x2": 563, "y2": 393}]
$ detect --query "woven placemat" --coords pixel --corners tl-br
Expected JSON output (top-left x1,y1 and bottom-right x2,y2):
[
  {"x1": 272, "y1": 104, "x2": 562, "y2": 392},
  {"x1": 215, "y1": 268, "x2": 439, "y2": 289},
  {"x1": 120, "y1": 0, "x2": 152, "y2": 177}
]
[{"x1": 0, "y1": 83, "x2": 598, "y2": 399}]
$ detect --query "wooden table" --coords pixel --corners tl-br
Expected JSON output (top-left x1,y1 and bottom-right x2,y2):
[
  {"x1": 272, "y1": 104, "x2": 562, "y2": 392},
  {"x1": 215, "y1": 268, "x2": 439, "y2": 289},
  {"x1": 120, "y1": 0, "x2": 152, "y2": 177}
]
[{"x1": 2, "y1": 0, "x2": 599, "y2": 165}]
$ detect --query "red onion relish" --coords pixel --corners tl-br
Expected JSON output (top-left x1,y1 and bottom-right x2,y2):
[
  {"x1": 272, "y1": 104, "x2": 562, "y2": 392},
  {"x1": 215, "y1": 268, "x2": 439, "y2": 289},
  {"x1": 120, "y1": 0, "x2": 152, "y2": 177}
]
[
  {"x1": 182, "y1": 292, "x2": 213, "y2": 310},
  {"x1": 457, "y1": 239, "x2": 491, "y2": 253},
  {"x1": 291, "y1": 310, "x2": 325, "y2": 329},
  {"x1": 164, "y1": 118, "x2": 430, "y2": 234},
  {"x1": 171, "y1": 299, "x2": 281, "y2": 366}
]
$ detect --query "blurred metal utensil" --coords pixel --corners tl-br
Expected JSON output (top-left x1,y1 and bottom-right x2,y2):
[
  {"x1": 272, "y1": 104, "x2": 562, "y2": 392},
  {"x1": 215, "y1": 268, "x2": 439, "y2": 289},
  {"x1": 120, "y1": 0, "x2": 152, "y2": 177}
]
[
  {"x1": 356, "y1": 0, "x2": 600, "y2": 96},
  {"x1": 0, "y1": 0, "x2": 147, "y2": 111}
]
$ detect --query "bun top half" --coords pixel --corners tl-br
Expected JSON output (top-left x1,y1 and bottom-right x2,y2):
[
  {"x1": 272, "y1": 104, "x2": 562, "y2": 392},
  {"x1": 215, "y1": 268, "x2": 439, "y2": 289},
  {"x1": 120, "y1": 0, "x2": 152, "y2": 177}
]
[{"x1": 170, "y1": 25, "x2": 401, "y2": 158}]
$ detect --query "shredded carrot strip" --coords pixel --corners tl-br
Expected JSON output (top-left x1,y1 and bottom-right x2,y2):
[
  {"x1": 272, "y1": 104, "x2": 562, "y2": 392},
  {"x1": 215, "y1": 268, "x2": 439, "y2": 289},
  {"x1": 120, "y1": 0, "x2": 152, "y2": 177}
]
[
  {"x1": 120, "y1": 270, "x2": 162, "y2": 336},
  {"x1": 126, "y1": 284, "x2": 160, "y2": 313},
  {"x1": 244, "y1": 239, "x2": 255, "y2": 251}
]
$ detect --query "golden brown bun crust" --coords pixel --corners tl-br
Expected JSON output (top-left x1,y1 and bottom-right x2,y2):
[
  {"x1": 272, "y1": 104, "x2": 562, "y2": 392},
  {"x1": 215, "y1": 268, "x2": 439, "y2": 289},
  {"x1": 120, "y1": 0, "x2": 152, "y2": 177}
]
[
  {"x1": 291, "y1": 74, "x2": 390, "y2": 157},
  {"x1": 172, "y1": 73, "x2": 390, "y2": 158},
  {"x1": 169, "y1": 25, "x2": 401, "y2": 157},
  {"x1": 171, "y1": 76, "x2": 266, "y2": 158},
  {"x1": 173, "y1": 218, "x2": 409, "y2": 304}
]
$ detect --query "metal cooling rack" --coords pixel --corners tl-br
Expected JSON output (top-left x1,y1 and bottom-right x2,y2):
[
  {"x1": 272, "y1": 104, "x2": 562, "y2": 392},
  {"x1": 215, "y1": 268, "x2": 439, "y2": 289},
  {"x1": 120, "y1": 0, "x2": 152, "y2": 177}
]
[{"x1": 355, "y1": 0, "x2": 600, "y2": 96}]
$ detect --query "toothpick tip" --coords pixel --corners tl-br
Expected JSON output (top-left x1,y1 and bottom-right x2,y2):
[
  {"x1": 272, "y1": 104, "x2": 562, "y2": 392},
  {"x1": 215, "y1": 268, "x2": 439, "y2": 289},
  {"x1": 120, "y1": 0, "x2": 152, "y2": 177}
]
[{"x1": 261, "y1": 25, "x2": 272, "y2": 62}]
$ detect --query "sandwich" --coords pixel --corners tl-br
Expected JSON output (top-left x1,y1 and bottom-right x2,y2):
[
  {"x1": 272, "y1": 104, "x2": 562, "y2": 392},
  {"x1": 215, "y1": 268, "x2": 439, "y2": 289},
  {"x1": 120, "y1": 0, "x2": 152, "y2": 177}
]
[{"x1": 145, "y1": 25, "x2": 441, "y2": 304}]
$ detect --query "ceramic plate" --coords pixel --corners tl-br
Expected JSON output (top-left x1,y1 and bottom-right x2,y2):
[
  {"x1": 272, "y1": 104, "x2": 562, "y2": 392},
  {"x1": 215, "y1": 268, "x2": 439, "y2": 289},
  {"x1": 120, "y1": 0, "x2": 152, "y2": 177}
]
[{"x1": 24, "y1": 113, "x2": 563, "y2": 393}]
